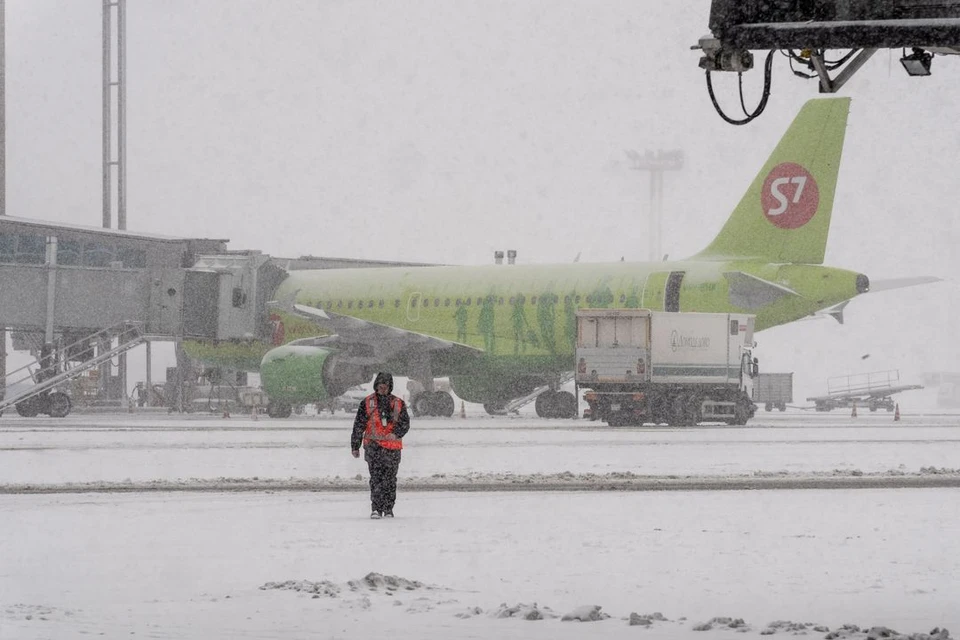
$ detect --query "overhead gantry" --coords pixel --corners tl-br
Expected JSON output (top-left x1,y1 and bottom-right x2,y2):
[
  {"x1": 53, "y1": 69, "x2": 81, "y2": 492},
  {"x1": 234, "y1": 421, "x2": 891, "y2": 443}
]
[{"x1": 695, "y1": 0, "x2": 960, "y2": 124}]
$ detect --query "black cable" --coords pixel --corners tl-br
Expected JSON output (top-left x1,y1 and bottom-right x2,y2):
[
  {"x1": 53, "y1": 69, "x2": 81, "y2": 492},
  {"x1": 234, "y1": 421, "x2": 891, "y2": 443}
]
[{"x1": 706, "y1": 49, "x2": 774, "y2": 126}]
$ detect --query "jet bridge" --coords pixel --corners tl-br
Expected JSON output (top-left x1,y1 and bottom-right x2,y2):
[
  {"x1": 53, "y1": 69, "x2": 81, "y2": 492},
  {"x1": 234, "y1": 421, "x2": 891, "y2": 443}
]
[{"x1": 0, "y1": 216, "x2": 287, "y2": 416}]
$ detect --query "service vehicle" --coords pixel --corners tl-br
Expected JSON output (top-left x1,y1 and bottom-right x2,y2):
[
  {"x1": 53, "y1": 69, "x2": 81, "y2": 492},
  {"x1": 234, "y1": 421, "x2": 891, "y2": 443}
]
[{"x1": 576, "y1": 309, "x2": 758, "y2": 427}]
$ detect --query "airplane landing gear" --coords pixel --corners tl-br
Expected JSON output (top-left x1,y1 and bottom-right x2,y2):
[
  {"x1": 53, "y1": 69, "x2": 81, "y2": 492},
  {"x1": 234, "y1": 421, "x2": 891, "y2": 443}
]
[
  {"x1": 411, "y1": 391, "x2": 455, "y2": 417},
  {"x1": 534, "y1": 390, "x2": 578, "y2": 419}
]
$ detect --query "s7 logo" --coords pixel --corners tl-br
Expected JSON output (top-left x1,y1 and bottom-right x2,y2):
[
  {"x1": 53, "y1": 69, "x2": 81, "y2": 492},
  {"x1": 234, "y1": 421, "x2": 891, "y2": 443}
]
[{"x1": 767, "y1": 176, "x2": 807, "y2": 216}]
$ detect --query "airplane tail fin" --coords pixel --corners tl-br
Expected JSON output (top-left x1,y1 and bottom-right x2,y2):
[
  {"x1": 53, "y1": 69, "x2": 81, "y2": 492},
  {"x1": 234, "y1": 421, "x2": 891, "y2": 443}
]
[{"x1": 693, "y1": 97, "x2": 850, "y2": 265}]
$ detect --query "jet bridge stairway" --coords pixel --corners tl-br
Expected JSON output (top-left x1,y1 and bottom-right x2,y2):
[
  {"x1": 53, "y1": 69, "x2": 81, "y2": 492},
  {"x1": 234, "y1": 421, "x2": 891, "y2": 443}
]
[{"x1": 0, "y1": 323, "x2": 145, "y2": 418}]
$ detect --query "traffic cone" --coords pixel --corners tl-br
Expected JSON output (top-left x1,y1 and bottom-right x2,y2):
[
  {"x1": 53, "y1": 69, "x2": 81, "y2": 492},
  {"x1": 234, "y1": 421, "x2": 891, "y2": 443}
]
[
  {"x1": 851, "y1": 402, "x2": 857, "y2": 418},
  {"x1": 894, "y1": 403, "x2": 900, "y2": 421},
  {"x1": 460, "y1": 401, "x2": 466, "y2": 419}
]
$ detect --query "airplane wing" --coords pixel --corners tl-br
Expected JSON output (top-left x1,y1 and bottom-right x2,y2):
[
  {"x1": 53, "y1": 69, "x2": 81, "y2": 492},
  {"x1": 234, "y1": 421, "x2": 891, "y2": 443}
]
[
  {"x1": 867, "y1": 276, "x2": 942, "y2": 292},
  {"x1": 283, "y1": 302, "x2": 484, "y2": 367},
  {"x1": 723, "y1": 271, "x2": 800, "y2": 309}
]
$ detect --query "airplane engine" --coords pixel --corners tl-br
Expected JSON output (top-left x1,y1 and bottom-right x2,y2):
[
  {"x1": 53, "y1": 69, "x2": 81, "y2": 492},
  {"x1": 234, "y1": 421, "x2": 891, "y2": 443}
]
[{"x1": 260, "y1": 344, "x2": 366, "y2": 412}]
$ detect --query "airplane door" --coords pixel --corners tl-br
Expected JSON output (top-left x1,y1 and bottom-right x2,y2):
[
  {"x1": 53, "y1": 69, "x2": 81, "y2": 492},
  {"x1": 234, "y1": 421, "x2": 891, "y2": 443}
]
[
  {"x1": 664, "y1": 271, "x2": 685, "y2": 312},
  {"x1": 406, "y1": 292, "x2": 422, "y2": 322},
  {"x1": 641, "y1": 272, "x2": 669, "y2": 310}
]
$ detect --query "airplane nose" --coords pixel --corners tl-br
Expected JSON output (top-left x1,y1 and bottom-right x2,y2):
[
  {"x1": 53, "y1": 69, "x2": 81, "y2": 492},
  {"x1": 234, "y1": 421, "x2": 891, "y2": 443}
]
[{"x1": 856, "y1": 274, "x2": 870, "y2": 293}]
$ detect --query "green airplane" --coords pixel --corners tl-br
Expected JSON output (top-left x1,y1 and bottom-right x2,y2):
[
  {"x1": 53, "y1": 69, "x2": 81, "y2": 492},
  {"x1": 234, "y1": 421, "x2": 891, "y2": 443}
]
[{"x1": 235, "y1": 97, "x2": 926, "y2": 418}]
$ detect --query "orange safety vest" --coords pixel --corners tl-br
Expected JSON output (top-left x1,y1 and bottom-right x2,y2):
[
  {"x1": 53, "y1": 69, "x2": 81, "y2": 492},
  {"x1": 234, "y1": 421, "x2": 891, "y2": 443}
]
[{"x1": 362, "y1": 394, "x2": 404, "y2": 450}]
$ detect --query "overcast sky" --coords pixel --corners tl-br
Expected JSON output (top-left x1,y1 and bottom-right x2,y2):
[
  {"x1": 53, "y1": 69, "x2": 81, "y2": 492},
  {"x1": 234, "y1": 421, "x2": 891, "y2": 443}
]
[{"x1": 5, "y1": 0, "x2": 959, "y2": 396}]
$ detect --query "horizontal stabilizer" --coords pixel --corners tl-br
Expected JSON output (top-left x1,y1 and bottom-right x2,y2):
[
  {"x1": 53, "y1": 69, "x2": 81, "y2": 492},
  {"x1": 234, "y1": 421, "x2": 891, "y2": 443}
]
[
  {"x1": 868, "y1": 276, "x2": 942, "y2": 293},
  {"x1": 818, "y1": 300, "x2": 849, "y2": 324},
  {"x1": 724, "y1": 271, "x2": 800, "y2": 309}
]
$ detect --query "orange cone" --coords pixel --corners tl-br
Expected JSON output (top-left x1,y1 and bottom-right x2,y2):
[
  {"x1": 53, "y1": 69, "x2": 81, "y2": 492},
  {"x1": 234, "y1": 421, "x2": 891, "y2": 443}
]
[
  {"x1": 460, "y1": 401, "x2": 466, "y2": 419},
  {"x1": 851, "y1": 402, "x2": 857, "y2": 418},
  {"x1": 894, "y1": 403, "x2": 900, "y2": 421}
]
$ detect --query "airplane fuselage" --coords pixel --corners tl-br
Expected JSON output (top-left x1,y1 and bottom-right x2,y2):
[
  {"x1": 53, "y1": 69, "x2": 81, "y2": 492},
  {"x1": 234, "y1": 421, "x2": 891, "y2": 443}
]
[{"x1": 277, "y1": 258, "x2": 865, "y2": 364}]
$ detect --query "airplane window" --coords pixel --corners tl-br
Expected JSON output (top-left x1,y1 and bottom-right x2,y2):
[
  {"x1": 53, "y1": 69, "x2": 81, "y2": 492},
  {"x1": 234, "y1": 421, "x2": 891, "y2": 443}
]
[
  {"x1": 423, "y1": 299, "x2": 429, "y2": 308},
  {"x1": 455, "y1": 299, "x2": 462, "y2": 306},
  {"x1": 498, "y1": 297, "x2": 504, "y2": 305},
  {"x1": 337, "y1": 300, "x2": 342, "y2": 308},
  {"x1": 0, "y1": 233, "x2": 14, "y2": 263},
  {"x1": 620, "y1": 294, "x2": 626, "y2": 304},
  {"x1": 465, "y1": 298, "x2": 471, "y2": 306},
  {"x1": 476, "y1": 297, "x2": 482, "y2": 306},
  {"x1": 368, "y1": 300, "x2": 374, "y2": 308},
  {"x1": 575, "y1": 295, "x2": 581, "y2": 304},
  {"x1": 326, "y1": 301, "x2": 333, "y2": 309},
  {"x1": 58, "y1": 239, "x2": 82, "y2": 266},
  {"x1": 531, "y1": 296, "x2": 538, "y2": 305},
  {"x1": 394, "y1": 299, "x2": 400, "y2": 307},
  {"x1": 16, "y1": 234, "x2": 46, "y2": 265},
  {"x1": 348, "y1": 301, "x2": 353, "y2": 309},
  {"x1": 444, "y1": 299, "x2": 451, "y2": 307},
  {"x1": 509, "y1": 297, "x2": 515, "y2": 305},
  {"x1": 357, "y1": 301, "x2": 364, "y2": 309},
  {"x1": 378, "y1": 300, "x2": 384, "y2": 308},
  {"x1": 118, "y1": 247, "x2": 147, "y2": 268},
  {"x1": 434, "y1": 298, "x2": 440, "y2": 307}
]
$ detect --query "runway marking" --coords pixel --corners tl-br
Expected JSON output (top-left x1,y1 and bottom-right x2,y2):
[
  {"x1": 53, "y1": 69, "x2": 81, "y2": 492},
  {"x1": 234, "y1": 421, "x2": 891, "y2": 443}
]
[{"x1": 3, "y1": 473, "x2": 960, "y2": 494}]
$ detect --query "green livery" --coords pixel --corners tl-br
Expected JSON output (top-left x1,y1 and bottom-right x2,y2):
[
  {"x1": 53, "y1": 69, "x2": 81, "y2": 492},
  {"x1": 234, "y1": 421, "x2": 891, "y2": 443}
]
[{"x1": 201, "y1": 98, "x2": 889, "y2": 417}]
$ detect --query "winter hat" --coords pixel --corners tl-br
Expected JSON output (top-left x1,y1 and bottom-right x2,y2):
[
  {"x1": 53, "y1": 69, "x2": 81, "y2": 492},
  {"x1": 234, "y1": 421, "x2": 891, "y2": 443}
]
[{"x1": 373, "y1": 372, "x2": 394, "y2": 394}]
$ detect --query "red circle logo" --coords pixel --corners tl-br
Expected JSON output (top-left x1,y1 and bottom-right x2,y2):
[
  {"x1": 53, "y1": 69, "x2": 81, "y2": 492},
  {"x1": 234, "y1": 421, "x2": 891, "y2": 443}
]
[{"x1": 760, "y1": 162, "x2": 819, "y2": 229}]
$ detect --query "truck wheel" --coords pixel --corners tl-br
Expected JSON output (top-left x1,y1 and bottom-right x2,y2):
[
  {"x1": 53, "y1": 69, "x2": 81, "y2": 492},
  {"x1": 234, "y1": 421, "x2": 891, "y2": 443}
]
[
  {"x1": 764, "y1": 403, "x2": 773, "y2": 412},
  {"x1": 15, "y1": 397, "x2": 41, "y2": 417},
  {"x1": 778, "y1": 403, "x2": 786, "y2": 412},
  {"x1": 46, "y1": 392, "x2": 72, "y2": 418}
]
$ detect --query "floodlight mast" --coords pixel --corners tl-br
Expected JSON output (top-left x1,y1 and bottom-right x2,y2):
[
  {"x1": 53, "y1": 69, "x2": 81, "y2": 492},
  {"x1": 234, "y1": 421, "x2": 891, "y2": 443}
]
[{"x1": 697, "y1": 0, "x2": 960, "y2": 123}]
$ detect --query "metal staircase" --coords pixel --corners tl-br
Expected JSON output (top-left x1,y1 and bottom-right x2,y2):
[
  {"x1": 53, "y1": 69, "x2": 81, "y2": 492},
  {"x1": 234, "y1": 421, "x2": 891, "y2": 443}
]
[
  {"x1": 0, "y1": 323, "x2": 145, "y2": 417},
  {"x1": 500, "y1": 371, "x2": 576, "y2": 415}
]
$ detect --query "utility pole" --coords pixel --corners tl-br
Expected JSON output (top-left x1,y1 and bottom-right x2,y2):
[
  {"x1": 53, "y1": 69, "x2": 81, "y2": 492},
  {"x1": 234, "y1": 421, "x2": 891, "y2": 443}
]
[
  {"x1": 1, "y1": 0, "x2": 7, "y2": 403},
  {"x1": 624, "y1": 149, "x2": 684, "y2": 262},
  {"x1": 102, "y1": 0, "x2": 129, "y2": 404}
]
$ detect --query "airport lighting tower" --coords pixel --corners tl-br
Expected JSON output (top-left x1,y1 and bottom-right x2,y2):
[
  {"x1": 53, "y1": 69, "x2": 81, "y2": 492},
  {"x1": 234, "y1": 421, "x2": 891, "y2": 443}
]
[{"x1": 624, "y1": 149, "x2": 684, "y2": 262}]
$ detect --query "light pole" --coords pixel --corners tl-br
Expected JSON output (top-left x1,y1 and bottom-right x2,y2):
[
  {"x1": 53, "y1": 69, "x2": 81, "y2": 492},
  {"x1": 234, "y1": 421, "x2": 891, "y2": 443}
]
[{"x1": 624, "y1": 149, "x2": 684, "y2": 262}]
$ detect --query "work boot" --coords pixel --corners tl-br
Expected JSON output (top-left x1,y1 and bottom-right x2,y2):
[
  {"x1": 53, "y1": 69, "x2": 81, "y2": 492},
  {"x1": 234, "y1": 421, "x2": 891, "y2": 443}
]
[
  {"x1": 370, "y1": 511, "x2": 382, "y2": 519},
  {"x1": 383, "y1": 510, "x2": 394, "y2": 518}
]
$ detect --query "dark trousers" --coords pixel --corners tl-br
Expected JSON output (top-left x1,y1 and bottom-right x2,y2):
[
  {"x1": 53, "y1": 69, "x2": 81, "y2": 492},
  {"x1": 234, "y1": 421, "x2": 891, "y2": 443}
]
[{"x1": 364, "y1": 444, "x2": 401, "y2": 513}]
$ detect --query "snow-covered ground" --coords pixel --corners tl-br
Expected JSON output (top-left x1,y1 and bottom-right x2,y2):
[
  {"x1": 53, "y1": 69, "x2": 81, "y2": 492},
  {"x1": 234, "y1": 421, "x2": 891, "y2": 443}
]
[{"x1": 2, "y1": 411, "x2": 959, "y2": 639}]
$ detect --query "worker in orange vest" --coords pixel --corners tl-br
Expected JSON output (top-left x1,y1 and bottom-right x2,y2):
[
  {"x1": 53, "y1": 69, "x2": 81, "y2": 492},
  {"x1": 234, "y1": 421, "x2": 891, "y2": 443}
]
[{"x1": 351, "y1": 372, "x2": 410, "y2": 519}]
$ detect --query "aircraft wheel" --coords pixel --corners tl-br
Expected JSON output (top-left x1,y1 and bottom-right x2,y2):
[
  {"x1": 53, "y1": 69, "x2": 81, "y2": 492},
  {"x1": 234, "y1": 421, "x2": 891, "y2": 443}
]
[
  {"x1": 483, "y1": 402, "x2": 505, "y2": 416},
  {"x1": 535, "y1": 392, "x2": 557, "y2": 418},
  {"x1": 434, "y1": 391, "x2": 455, "y2": 417},
  {"x1": 555, "y1": 391, "x2": 578, "y2": 419},
  {"x1": 267, "y1": 401, "x2": 292, "y2": 418},
  {"x1": 47, "y1": 392, "x2": 72, "y2": 418},
  {"x1": 412, "y1": 392, "x2": 433, "y2": 417},
  {"x1": 15, "y1": 397, "x2": 41, "y2": 417}
]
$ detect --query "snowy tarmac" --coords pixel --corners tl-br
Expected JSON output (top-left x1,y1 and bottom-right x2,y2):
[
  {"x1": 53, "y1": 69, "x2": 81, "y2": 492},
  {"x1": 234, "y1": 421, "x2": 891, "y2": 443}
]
[{"x1": 2, "y1": 409, "x2": 959, "y2": 639}]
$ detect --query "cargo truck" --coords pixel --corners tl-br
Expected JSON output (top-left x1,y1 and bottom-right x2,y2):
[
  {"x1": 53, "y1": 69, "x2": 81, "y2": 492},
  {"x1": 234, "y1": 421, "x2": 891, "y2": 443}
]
[
  {"x1": 754, "y1": 372, "x2": 793, "y2": 411},
  {"x1": 575, "y1": 309, "x2": 758, "y2": 427}
]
